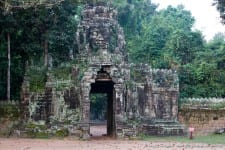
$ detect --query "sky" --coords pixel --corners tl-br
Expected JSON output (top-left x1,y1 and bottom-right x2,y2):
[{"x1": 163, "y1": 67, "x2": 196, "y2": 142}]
[{"x1": 151, "y1": 0, "x2": 225, "y2": 41}]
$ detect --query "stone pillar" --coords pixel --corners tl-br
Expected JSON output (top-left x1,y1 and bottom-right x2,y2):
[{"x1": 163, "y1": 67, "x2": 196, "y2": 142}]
[
  {"x1": 145, "y1": 84, "x2": 155, "y2": 118},
  {"x1": 81, "y1": 82, "x2": 91, "y2": 122},
  {"x1": 114, "y1": 84, "x2": 126, "y2": 138},
  {"x1": 114, "y1": 84, "x2": 124, "y2": 117},
  {"x1": 80, "y1": 82, "x2": 91, "y2": 140}
]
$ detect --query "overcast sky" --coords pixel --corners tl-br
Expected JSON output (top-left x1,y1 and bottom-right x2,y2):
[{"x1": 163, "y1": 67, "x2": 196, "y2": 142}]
[{"x1": 151, "y1": 0, "x2": 225, "y2": 41}]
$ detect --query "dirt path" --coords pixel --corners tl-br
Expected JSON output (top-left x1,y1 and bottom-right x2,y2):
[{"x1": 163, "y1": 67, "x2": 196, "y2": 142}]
[
  {"x1": 1, "y1": 126, "x2": 225, "y2": 150},
  {"x1": 1, "y1": 138, "x2": 225, "y2": 150}
]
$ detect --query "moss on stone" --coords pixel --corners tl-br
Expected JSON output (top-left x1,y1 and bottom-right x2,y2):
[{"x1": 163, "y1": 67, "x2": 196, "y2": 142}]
[
  {"x1": 55, "y1": 128, "x2": 69, "y2": 138},
  {"x1": 77, "y1": 61, "x2": 88, "y2": 81},
  {"x1": 26, "y1": 123, "x2": 47, "y2": 130},
  {"x1": 25, "y1": 123, "x2": 50, "y2": 138},
  {"x1": 51, "y1": 65, "x2": 72, "y2": 80},
  {"x1": 28, "y1": 67, "x2": 47, "y2": 92},
  {"x1": 130, "y1": 69, "x2": 145, "y2": 82}
]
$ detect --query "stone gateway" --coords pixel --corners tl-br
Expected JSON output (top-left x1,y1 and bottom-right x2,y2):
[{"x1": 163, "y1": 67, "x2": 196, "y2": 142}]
[{"x1": 21, "y1": 2, "x2": 185, "y2": 139}]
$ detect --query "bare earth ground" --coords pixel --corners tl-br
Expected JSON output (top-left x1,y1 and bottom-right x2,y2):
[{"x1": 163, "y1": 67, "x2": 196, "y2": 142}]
[{"x1": 1, "y1": 126, "x2": 225, "y2": 150}]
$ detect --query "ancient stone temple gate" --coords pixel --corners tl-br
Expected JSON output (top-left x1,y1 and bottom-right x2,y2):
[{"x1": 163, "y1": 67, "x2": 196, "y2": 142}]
[{"x1": 21, "y1": 3, "x2": 185, "y2": 139}]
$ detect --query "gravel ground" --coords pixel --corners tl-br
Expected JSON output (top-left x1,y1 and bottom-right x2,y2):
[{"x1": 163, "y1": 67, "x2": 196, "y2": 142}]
[
  {"x1": 0, "y1": 126, "x2": 225, "y2": 150},
  {"x1": 1, "y1": 138, "x2": 225, "y2": 150}
]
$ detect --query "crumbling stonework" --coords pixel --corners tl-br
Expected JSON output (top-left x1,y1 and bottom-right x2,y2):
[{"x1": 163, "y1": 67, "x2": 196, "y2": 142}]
[
  {"x1": 179, "y1": 108, "x2": 225, "y2": 136},
  {"x1": 21, "y1": 2, "x2": 185, "y2": 139},
  {"x1": 179, "y1": 98, "x2": 225, "y2": 136}
]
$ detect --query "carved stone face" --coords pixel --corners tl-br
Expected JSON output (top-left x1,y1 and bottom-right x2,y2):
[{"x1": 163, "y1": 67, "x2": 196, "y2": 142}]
[{"x1": 76, "y1": 3, "x2": 126, "y2": 63}]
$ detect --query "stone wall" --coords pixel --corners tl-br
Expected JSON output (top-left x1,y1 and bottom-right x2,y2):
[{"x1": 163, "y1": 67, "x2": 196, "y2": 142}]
[
  {"x1": 0, "y1": 101, "x2": 20, "y2": 137},
  {"x1": 179, "y1": 98, "x2": 225, "y2": 136},
  {"x1": 128, "y1": 65, "x2": 179, "y2": 121}
]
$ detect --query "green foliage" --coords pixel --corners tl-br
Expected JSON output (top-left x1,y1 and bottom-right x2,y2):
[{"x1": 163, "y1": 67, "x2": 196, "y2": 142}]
[
  {"x1": 51, "y1": 65, "x2": 71, "y2": 80},
  {"x1": 26, "y1": 123, "x2": 47, "y2": 130},
  {"x1": 55, "y1": 128, "x2": 69, "y2": 138},
  {"x1": 90, "y1": 93, "x2": 107, "y2": 120},
  {"x1": 25, "y1": 122, "x2": 69, "y2": 138},
  {"x1": 126, "y1": 4, "x2": 199, "y2": 69},
  {"x1": 0, "y1": 0, "x2": 81, "y2": 100},
  {"x1": 25, "y1": 123, "x2": 68, "y2": 138},
  {"x1": 1, "y1": 0, "x2": 225, "y2": 102},
  {"x1": 25, "y1": 123, "x2": 49, "y2": 138},
  {"x1": 179, "y1": 34, "x2": 225, "y2": 98},
  {"x1": 28, "y1": 67, "x2": 47, "y2": 92},
  {"x1": 48, "y1": 1, "x2": 80, "y2": 65},
  {"x1": 0, "y1": 102, "x2": 20, "y2": 119},
  {"x1": 214, "y1": 0, "x2": 225, "y2": 23},
  {"x1": 76, "y1": 61, "x2": 88, "y2": 81},
  {"x1": 117, "y1": 1, "x2": 225, "y2": 99}
]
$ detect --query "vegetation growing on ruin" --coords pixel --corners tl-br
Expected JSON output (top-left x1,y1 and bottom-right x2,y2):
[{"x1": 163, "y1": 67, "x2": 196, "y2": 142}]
[
  {"x1": 51, "y1": 64, "x2": 72, "y2": 80},
  {"x1": 55, "y1": 128, "x2": 69, "y2": 138},
  {"x1": 1, "y1": 0, "x2": 225, "y2": 101},
  {"x1": 90, "y1": 94, "x2": 107, "y2": 120},
  {"x1": 25, "y1": 123, "x2": 69, "y2": 138},
  {"x1": 27, "y1": 67, "x2": 47, "y2": 92},
  {"x1": 0, "y1": 102, "x2": 20, "y2": 119}
]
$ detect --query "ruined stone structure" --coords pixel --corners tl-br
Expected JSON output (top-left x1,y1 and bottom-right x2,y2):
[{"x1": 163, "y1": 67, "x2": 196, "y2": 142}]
[
  {"x1": 21, "y1": 2, "x2": 185, "y2": 139},
  {"x1": 179, "y1": 98, "x2": 225, "y2": 136}
]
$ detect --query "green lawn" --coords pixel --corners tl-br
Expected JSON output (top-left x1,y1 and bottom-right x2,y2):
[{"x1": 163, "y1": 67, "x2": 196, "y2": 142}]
[{"x1": 142, "y1": 134, "x2": 225, "y2": 144}]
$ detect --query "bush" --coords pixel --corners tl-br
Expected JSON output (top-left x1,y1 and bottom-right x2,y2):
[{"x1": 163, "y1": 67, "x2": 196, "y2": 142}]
[
  {"x1": 55, "y1": 128, "x2": 69, "y2": 138},
  {"x1": 28, "y1": 67, "x2": 47, "y2": 92},
  {"x1": 0, "y1": 102, "x2": 20, "y2": 120}
]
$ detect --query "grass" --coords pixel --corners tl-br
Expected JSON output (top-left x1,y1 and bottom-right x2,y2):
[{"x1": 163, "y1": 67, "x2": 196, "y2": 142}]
[{"x1": 142, "y1": 134, "x2": 225, "y2": 144}]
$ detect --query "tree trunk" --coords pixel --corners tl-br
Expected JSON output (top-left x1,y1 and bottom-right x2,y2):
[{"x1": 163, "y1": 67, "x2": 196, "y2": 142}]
[
  {"x1": 44, "y1": 38, "x2": 48, "y2": 67},
  {"x1": 7, "y1": 32, "x2": 11, "y2": 102}
]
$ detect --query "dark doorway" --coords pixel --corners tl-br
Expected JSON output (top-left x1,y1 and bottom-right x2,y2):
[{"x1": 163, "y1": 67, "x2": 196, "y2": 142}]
[{"x1": 90, "y1": 80, "x2": 114, "y2": 137}]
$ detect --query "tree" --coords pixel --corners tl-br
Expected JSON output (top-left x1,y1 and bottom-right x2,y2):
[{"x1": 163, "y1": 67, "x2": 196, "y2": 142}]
[
  {"x1": 47, "y1": 0, "x2": 80, "y2": 65},
  {"x1": 0, "y1": 0, "x2": 81, "y2": 100},
  {"x1": 214, "y1": 0, "x2": 225, "y2": 23},
  {"x1": 115, "y1": 0, "x2": 158, "y2": 64},
  {"x1": 178, "y1": 31, "x2": 225, "y2": 98},
  {"x1": 127, "y1": 5, "x2": 198, "y2": 68},
  {"x1": 7, "y1": 32, "x2": 10, "y2": 101},
  {"x1": 165, "y1": 30, "x2": 204, "y2": 66},
  {"x1": 1, "y1": 0, "x2": 225, "y2": 101},
  {"x1": 0, "y1": 8, "x2": 17, "y2": 101}
]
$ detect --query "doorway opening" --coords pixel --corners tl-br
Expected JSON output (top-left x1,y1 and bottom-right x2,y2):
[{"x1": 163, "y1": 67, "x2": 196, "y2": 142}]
[{"x1": 90, "y1": 80, "x2": 114, "y2": 137}]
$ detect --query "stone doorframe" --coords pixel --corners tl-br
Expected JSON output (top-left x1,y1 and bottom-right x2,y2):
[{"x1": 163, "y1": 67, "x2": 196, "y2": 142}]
[{"x1": 80, "y1": 65, "x2": 126, "y2": 139}]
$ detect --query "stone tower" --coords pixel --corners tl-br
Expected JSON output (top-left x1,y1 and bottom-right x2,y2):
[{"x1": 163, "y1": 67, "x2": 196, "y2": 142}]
[{"x1": 76, "y1": 2, "x2": 130, "y2": 137}]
